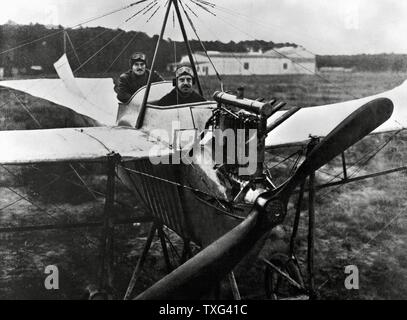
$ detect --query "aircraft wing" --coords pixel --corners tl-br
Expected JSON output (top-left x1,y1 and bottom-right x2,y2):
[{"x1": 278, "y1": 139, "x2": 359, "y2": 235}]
[
  {"x1": 0, "y1": 55, "x2": 175, "y2": 127},
  {"x1": 266, "y1": 79, "x2": 407, "y2": 148},
  {"x1": 0, "y1": 54, "x2": 118, "y2": 126},
  {"x1": 0, "y1": 126, "x2": 171, "y2": 165}
]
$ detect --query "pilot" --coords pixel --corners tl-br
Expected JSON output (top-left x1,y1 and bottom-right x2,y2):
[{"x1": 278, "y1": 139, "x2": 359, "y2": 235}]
[
  {"x1": 156, "y1": 66, "x2": 206, "y2": 106},
  {"x1": 115, "y1": 52, "x2": 164, "y2": 103}
]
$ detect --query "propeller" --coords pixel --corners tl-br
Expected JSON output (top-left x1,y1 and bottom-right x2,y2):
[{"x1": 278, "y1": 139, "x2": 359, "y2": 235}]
[{"x1": 135, "y1": 97, "x2": 393, "y2": 300}]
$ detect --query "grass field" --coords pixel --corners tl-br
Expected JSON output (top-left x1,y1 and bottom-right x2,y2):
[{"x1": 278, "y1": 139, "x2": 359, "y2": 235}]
[{"x1": 1, "y1": 71, "x2": 407, "y2": 299}]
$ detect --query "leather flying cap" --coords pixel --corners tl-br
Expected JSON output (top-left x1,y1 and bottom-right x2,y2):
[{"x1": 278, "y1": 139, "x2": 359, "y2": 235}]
[
  {"x1": 130, "y1": 52, "x2": 147, "y2": 64},
  {"x1": 175, "y1": 66, "x2": 194, "y2": 79}
]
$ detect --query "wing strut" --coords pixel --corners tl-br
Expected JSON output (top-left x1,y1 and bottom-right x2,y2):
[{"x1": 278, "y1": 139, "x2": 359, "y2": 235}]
[{"x1": 98, "y1": 153, "x2": 121, "y2": 293}]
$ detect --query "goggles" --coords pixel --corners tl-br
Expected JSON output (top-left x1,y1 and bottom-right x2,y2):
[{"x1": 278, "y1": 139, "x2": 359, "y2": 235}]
[
  {"x1": 131, "y1": 52, "x2": 146, "y2": 62},
  {"x1": 176, "y1": 66, "x2": 194, "y2": 78}
]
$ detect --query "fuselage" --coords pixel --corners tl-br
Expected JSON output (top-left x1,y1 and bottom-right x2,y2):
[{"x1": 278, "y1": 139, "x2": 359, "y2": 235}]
[{"x1": 115, "y1": 82, "x2": 269, "y2": 247}]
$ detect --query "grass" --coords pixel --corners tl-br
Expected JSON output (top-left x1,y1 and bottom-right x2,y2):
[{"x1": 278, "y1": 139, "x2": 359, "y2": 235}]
[{"x1": 1, "y1": 71, "x2": 407, "y2": 299}]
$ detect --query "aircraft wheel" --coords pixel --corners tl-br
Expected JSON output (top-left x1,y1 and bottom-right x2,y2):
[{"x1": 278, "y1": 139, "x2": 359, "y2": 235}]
[{"x1": 264, "y1": 253, "x2": 305, "y2": 300}]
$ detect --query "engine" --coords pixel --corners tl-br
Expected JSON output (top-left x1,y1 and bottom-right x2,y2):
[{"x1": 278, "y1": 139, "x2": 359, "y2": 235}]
[{"x1": 209, "y1": 91, "x2": 280, "y2": 202}]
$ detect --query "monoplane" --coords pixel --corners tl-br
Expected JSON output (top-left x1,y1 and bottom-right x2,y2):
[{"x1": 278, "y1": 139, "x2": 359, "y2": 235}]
[{"x1": 0, "y1": 0, "x2": 406, "y2": 300}]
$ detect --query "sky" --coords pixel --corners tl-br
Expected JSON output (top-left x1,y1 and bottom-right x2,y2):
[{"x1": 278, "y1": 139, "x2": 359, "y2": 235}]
[{"x1": 1, "y1": 0, "x2": 406, "y2": 55}]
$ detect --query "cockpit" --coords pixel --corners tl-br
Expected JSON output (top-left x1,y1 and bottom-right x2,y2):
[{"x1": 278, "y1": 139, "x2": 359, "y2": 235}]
[{"x1": 116, "y1": 81, "x2": 216, "y2": 147}]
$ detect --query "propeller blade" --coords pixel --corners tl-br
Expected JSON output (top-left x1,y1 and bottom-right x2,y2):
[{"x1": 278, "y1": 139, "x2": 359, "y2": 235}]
[
  {"x1": 278, "y1": 97, "x2": 394, "y2": 199},
  {"x1": 135, "y1": 208, "x2": 263, "y2": 300}
]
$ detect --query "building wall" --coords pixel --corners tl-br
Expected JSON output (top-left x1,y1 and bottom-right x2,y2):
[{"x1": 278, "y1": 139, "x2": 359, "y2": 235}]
[
  {"x1": 189, "y1": 55, "x2": 316, "y2": 76},
  {"x1": 288, "y1": 61, "x2": 316, "y2": 75}
]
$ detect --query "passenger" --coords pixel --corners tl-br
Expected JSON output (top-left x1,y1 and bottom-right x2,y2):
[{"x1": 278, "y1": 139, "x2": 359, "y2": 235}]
[
  {"x1": 115, "y1": 52, "x2": 164, "y2": 103},
  {"x1": 156, "y1": 66, "x2": 206, "y2": 106}
]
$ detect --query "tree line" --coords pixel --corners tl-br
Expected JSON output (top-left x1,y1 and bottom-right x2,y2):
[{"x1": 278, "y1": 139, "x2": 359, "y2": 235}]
[
  {"x1": 317, "y1": 54, "x2": 407, "y2": 72},
  {"x1": 0, "y1": 23, "x2": 297, "y2": 76},
  {"x1": 0, "y1": 23, "x2": 406, "y2": 76}
]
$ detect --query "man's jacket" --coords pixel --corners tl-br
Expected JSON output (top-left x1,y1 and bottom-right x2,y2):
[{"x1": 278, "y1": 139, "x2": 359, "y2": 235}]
[
  {"x1": 156, "y1": 88, "x2": 206, "y2": 106},
  {"x1": 115, "y1": 69, "x2": 163, "y2": 103}
]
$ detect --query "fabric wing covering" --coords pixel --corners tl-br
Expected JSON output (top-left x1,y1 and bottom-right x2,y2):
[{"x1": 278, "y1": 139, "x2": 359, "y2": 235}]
[
  {"x1": 0, "y1": 127, "x2": 171, "y2": 165},
  {"x1": 266, "y1": 79, "x2": 407, "y2": 148},
  {"x1": 0, "y1": 54, "x2": 118, "y2": 126}
]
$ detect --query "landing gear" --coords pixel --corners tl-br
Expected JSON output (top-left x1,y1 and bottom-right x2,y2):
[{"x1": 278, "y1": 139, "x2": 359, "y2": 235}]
[
  {"x1": 263, "y1": 137, "x2": 319, "y2": 300},
  {"x1": 264, "y1": 253, "x2": 305, "y2": 300},
  {"x1": 123, "y1": 223, "x2": 193, "y2": 300}
]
